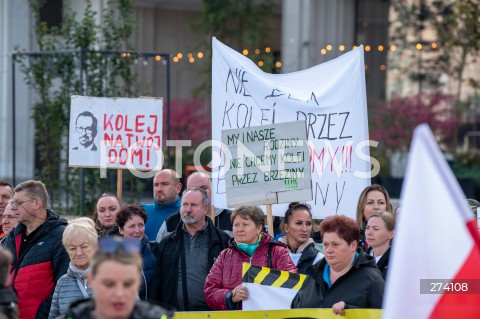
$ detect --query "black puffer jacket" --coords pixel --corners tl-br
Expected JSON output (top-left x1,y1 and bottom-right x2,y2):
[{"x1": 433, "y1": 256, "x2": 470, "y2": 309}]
[
  {"x1": 64, "y1": 298, "x2": 173, "y2": 319},
  {"x1": 291, "y1": 249, "x2": 384, "y2": 309}
]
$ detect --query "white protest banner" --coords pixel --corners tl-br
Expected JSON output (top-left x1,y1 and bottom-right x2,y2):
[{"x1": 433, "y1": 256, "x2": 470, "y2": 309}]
[
  {"x1": 242, "y1": 263, "x2": 307, "y2": 311},
  {"x1": 69, "y1": 96, "x2": 163, "y2": 170},
  {"x1": 212, "y1": 37, "x2": 371, "y2": 219},
  {"x1": 221, "y1": 121, "x2": 312, "y2": 207}
]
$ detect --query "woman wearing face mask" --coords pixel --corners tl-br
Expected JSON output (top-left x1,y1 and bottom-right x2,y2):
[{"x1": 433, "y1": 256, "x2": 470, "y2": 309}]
[
  {"x1": 49, "y1": 218, "x2": 98, "y2": 319},
  {"x1": 278, "y1": 203, "x2": 323, "y2": 274},
  {"x1": 93, "y1": 193, "x2": 121, "y2": 237},
  {"x1": 365, "y1": 212, "x2": 395, "y2": 280},
  {"x1": 204, "y1": 206, "x2": 297, "y2": 310},
  {"x1": 116, "y1": 205, "x2": 156, "y2": 301},
  {"x1": 64, "y1": 237, "x2": 172, "y2": 319},
  {"x1": 355, "y1": 185, "x2": 393, "y2": 251}
]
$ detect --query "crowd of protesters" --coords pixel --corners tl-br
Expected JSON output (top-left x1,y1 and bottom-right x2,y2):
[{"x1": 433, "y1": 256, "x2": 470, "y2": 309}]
[{"x1": 3, "y1": 171, "x2": 472, "y2": 319}]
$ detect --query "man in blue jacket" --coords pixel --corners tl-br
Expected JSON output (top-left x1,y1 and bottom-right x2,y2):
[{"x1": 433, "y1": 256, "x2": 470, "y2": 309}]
[{"x1": 143, "y1": 169, "x2": 182, "y2": 240}]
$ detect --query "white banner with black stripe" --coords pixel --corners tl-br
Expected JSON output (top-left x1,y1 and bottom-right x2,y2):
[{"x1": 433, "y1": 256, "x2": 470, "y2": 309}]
[{"x1": 241, "y1": 263, "x2": 306, "y2": 310}]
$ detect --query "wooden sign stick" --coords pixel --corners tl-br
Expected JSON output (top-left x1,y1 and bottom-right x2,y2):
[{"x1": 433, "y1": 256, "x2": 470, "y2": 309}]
[
  {"x1": 266, "y1": 204, "x2": 274, "y2": 237},
  {"x1": 117, "y1": 168, "x2": 123, "y2": 201}
]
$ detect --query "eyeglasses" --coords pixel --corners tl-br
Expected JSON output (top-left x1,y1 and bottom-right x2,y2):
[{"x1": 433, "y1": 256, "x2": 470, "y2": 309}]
[
  {"x1": 8, "y1": 198, "x2": 36, "y2": 207},
  {"x1": 98, "y1": 237, "x2": 140, "y2": 254},
  {"x1": 76, "y1": 126, "x2": 93, "y2": 135}
]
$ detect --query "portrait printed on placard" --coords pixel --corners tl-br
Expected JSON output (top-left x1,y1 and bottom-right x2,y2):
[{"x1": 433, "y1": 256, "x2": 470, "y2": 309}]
[{"x1": 72, "y1": 111, "x2": 99, "y2": 151}]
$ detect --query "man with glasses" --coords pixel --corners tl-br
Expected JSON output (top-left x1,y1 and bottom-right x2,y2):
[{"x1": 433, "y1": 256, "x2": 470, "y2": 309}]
[
  {"x1": 3, "y1": 180, "x2": 69, "y2": 319},
  {"x1": 73, "y1": 111, "x2": 98, "y2": 151},
  {"x1": 0, "y1": 180, "x2": 14, "y2": 239}
]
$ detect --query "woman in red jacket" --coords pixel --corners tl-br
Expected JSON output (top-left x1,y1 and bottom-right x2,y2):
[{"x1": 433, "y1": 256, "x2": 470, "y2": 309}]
[{"x1": 204, "y1": 206, "x2": 297, "y2": 310}]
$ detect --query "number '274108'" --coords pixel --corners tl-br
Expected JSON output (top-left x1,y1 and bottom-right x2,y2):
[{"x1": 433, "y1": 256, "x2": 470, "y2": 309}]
[{"x1": 420, "y1": 279, "x2": 480, "y2": 294}]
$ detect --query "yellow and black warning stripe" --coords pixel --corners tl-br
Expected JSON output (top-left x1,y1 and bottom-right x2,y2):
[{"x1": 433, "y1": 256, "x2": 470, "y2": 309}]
[{"x1": 242, "y1": 263, "x2": 306, "y2": 290}]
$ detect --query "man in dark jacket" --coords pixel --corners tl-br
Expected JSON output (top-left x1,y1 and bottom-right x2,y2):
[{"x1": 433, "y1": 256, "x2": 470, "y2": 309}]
[
  {"x1": 3, "y1": 180, "x2": 69, "y2": 319},
  {"x1": 150, "y1": 187, "x2": 230, "y2": 311}
]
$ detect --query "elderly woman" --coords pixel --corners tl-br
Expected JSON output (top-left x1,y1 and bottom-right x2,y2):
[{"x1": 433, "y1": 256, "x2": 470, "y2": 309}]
[
  {"x1": 64, "y1": 237, "x2": 172, "y2": 319},
  {"x1": 278, "y1": 202, "x2": 323, "y2": 274},
  {"x1": 365, "y1": 212, "x2": 395, "y2": 280},
  {"x1": 116, "y1": 205, "x2": 156, "y2": 300},
  {"x1": 355, "y1": 184, "x2": 393, "y2": 251},
  {"x1": 204, "y1": 206, "x2": 297, "y2": 310},
  {"x1": 93, "y1": 193, "x2": 121, "y2": 237},
  {"x1": 291, "y1": 215, "x2": 384, "y2": 316},
  {"x1": 48, "y1": 218, "x2": 98, "y2": 319}
]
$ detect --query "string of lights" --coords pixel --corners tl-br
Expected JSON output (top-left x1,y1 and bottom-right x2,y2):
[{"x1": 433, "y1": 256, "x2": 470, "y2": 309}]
[{"x1": 121, "y1": 41, "x2": 453, "y2": 71}]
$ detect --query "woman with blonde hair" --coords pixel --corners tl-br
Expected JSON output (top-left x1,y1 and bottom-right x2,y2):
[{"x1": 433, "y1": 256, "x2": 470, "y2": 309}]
[
  {"x1": 355, "y1": 184, "x2": 393, "y2": 251},
  {"x1": 48, "y1": 218, "x2": 98, "y2": 319},
  {"x1": 64, "y1": 237, "x2": 172, "y2": 319},
  {"x1": 365, "y1": 212, "x2": 395, "y2": 280}
]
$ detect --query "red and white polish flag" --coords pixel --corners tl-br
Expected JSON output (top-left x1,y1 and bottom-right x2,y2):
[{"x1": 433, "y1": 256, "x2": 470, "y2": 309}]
[{"x1": 383, "y1": 124, "x2": 480, "y2": 319}]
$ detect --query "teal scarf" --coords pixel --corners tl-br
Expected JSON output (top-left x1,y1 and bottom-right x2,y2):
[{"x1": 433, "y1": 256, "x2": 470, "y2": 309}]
[{"x1": 236, "y1": 234, "x2": 262, "y2": 256}]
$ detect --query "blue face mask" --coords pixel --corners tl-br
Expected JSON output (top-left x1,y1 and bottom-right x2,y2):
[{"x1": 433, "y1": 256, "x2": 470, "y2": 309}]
[{"x1": 236, "y1": 234, "x2": 262, "y2": 256}]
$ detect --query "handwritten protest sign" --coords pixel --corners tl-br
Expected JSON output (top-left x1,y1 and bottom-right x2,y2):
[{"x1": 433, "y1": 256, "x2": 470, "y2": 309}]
[
  {"x1": 68, "y1": 96, "x2": 163, "y2": 170},
  {"x1": 212, "y1": 38, "x2": 371, "y2": 219},
  {"x1": 222, "y1": 121, "x2": 312, "y2": 207}
]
